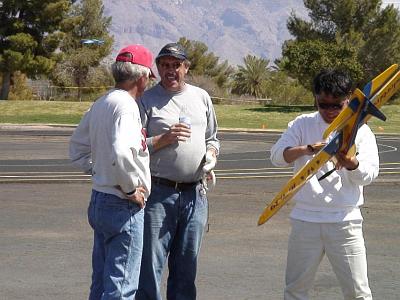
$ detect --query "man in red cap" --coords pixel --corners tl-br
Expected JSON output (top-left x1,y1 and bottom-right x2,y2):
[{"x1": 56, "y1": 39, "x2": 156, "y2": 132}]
[
  {"x1": 70, "y1": 44, "x2": 155, "y2": 300},
  {"x1": 136, "y1": 42, "x2": 219, "y2": 300}
]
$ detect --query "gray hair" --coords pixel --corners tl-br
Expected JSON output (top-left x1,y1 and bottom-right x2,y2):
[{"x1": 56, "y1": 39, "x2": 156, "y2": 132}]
[{"x1": 111, "y1": 62, "x2": 150, "y2": 83}]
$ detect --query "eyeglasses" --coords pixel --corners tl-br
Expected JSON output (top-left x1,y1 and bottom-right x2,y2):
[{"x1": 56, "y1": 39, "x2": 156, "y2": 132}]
[
  {"x1": 317, "y1": 102, "x2": 345, "y2": 110},
  {"x1": 159, "y1": 61, "x2": 183, "y2": 70}
]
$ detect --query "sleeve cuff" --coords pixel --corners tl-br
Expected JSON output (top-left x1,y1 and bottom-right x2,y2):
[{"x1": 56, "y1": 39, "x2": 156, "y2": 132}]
[
  {"x1": 125, "y1": 189, "x2": 136, "y2": 196},
  {"x1": 207, "y1": 145, "x2": 219, "y2": 156}
]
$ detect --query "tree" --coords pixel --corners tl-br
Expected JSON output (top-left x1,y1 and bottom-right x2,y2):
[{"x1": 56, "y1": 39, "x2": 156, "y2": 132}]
[
  {"x1": 263, "y1": 71, "x2": 313, "y2": 105},
  {"x1": 282, "y1": 0, "x2": 400, "y2": 88},
  {"x1": 3, "y1": 71, "x2": 34, "y2": 100},
  {"x1": 281, "y1": 38, "x2": 364, "y2": 88},
  {"x1": 51, "y1": 0, "x2": 113, "y2": 100},
  {"x1": 0, "y1": 0, "x2": 71, "y2": 100},
  {"x1": 178, "y1": 37, "x2": 234, "y2": 90},
  {"x1": 231, "y1": 55, "x2": 271, "y2": 98}
]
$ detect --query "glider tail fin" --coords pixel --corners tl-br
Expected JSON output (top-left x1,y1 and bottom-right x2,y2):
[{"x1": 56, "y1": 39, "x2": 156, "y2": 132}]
[{"x1": 366, "y1": 100, "x2": 386, "y2": 122}]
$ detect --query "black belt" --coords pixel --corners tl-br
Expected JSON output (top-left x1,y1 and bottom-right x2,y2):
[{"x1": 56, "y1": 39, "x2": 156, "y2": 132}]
[{"x1": 151, "y1": 176, "x2": 200, "y2": 190}]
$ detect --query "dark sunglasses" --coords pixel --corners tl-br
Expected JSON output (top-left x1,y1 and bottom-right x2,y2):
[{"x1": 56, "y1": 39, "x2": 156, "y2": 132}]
[
  {"x1": 159, "y1": 61, "x2": 183, "y2": 70},
  {"x1": 317, "y1": 102, "x2": 345, "y2": 110}
]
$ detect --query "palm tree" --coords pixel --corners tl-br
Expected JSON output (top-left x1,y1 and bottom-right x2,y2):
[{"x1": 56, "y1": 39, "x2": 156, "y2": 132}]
[{"x1": 231, "y1": 55, "x2": 271, "y2": 98}]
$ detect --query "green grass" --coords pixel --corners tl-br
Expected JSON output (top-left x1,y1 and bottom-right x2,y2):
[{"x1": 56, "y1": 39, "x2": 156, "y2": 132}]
[
  {"x1": 214, "y1": 104, "x2": 314, "y2": 130},
  {"x1": 368, "y1": 104, "x2": 400, "y2": 133},
  {"x1": 1, "y1": 100, "x2": 399, "y2": 133},
  {"x1": 0, "y1": 100, "x2": 92, "y2": 124}
]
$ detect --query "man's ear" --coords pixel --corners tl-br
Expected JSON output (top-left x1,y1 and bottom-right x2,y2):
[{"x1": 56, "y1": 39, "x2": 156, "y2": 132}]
[
  {"x1": 183, "y1": 62, "x2": 189, "y2": 74},
  {"x1": 139, "y1": 74, "x2": 148, "y2": 84}
]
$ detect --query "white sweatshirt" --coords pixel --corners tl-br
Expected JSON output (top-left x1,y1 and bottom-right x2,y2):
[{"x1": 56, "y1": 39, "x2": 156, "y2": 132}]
[
  {"x1": 69, "y1": 89, "x2": 151, "y2": 199},
  {"x1": 270, "y1": 111, "x2": 379, "y2": 222}
]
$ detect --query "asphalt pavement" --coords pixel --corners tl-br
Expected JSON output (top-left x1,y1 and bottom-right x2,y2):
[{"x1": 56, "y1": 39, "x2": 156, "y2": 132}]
[{"x1": 0, "y1": 125, "x2": 399, "y2": 299}]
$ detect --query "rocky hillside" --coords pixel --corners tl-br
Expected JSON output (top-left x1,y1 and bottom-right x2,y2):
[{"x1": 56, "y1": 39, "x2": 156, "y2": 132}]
[{"x1": 103, "y1": 0, "x2": 307, "y2": 66}]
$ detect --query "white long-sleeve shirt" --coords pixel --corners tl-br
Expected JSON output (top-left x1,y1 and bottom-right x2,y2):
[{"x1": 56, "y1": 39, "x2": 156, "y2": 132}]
[
  {"x1": 69, "y1": 89, "x2": 151, "y2": 199},
  {"x1": 270, "y1": 111, "x2": 379, "y2": 222}
]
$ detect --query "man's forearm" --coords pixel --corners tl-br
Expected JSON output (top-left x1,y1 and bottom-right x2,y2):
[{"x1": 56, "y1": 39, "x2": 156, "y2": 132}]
[
  {"x1": 149, "y1": 134, "x2": 169, "y2": 152},
  {"x1": 283, "y1": 145, "x2": 310, "y2": 163}
]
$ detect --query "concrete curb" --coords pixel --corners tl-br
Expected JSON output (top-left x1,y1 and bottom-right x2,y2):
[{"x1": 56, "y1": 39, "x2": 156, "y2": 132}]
[
  {"x1": 0, "y1": 124, "x2": 76, "y2": 130},
  {"x1": 0, "y1": 124, "x2": 398, "y2": 136},
  {"x1": 0, "y1": 123, "x2": 283, "y2": 133}
]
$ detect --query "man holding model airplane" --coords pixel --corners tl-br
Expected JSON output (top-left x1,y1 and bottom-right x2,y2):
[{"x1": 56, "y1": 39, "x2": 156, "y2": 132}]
[{"x1": 270, "y1": 69, "x2": 379, "y2": 300}]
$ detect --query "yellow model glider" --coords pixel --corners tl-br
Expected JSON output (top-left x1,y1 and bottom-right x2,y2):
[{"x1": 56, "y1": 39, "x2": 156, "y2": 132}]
[
  {"x1": 323, "y1": 64, "x2": 398, "y2": 139},
  {"x1": 258, "y1": 65, "x2": 400, "y2": 226}
]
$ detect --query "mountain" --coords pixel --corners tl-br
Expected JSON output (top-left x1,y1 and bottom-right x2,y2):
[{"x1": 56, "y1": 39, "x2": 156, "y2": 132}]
[{"x1": 103, "y1": 0, "x2": 307, "y2": 66}]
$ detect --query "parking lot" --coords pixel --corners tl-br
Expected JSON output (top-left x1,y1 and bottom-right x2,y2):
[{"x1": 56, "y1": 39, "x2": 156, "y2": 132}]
[{"x1": 0, "y1": 127, "x2": 399, "y2": 299}]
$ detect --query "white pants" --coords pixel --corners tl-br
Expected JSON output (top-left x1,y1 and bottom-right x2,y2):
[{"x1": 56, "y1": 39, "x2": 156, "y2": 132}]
[{"x1": 284, "y1": 219, "x2": 372, "y2": 300}]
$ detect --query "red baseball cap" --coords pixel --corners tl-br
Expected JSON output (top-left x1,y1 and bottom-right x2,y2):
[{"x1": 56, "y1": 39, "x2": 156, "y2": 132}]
[{"x1": 116, "y1": 44, "x2": 156, "y2": 78}]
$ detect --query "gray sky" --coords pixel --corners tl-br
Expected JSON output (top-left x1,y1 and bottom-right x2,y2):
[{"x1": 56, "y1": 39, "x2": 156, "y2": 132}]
[{"x1": 382, "y1": 0, "x2": 400, "y2": 9}]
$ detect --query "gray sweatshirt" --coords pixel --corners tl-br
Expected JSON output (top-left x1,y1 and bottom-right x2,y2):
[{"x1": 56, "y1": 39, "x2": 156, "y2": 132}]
[{"x1": 139, "y1": 83, "x2": 220, "y2": 182}]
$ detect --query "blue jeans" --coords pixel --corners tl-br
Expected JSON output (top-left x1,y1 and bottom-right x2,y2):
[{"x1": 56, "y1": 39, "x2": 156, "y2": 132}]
[
  {"x1": 87, "y1": 190, "x2": 144, "y2": 300},
  {"x1": 136, "y1": 182, "x2": 208, "y2": 300}
]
